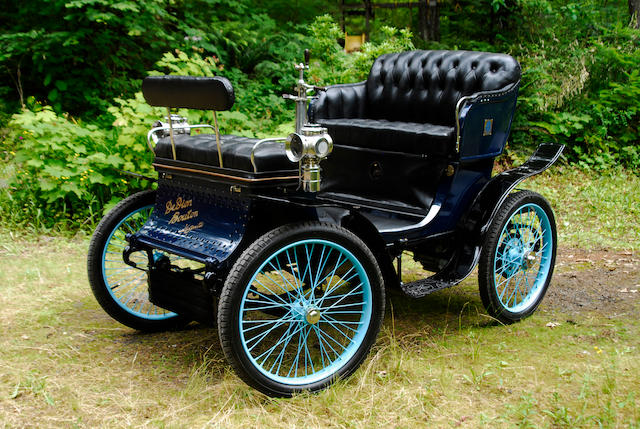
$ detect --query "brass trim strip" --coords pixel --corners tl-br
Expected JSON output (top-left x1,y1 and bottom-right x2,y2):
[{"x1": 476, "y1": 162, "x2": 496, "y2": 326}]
[
  {"x1": 153, "y1": 163, "x2": 300, "y2": 183},
  {"x1": 212, "y1": 110, "x2": 223, "y2": 168},
  {"x1": 166, "y1": 107, "x2": 177, "y2": 160}
]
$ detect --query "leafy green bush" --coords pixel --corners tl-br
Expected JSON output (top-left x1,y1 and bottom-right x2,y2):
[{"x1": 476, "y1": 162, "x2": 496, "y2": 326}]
[
  {"x1": 0, "y1": 0, "x2": 270, "y2": 116},
  {"x1": 306, "y1": 15, "x2": 414, "y2": 84},
  {"x1": 2, "y1": 3, "x2": 639, "y2": 233},
  {"x1": 1, "y1": 14, "x2": 421, "y2": 231},
  {"x1": 2, "y1": 104, "x2": 153, "y2": 229},
  {"x1": 509, "y1": 7, "x2": 640, "y2": 170}
]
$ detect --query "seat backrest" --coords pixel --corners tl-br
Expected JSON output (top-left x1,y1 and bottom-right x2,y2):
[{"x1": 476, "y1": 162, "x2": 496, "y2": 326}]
[
  {"x1": 365, "y1": 50, "x2": 521, "y2": 126},
  {"x1": 142, "y1": 75, "x2": 235, "y2": 111}
]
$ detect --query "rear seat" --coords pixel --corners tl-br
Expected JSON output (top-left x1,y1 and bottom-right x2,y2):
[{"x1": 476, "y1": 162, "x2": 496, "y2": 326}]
[{"x1": 310, "y1": 50, "x2": 521, "y2": 156}]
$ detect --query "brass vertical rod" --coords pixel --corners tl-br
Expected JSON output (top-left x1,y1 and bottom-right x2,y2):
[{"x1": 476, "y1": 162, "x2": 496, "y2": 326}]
[
  {"x1": 167, "y1": 107, "x2": 177, "y2": 160},
  {"x1": 212, "y1": 110, "x2": 223, "y2": 168}
]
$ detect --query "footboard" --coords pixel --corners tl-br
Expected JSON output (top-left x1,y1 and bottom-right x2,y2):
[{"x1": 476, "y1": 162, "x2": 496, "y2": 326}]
[{"x1": 129, "y1": 176, "x2": 249, "y2": 265}]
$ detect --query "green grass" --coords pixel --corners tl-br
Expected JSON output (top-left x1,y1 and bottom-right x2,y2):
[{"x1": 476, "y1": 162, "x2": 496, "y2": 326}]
[
  {"x1": 526, "y1": 167, "x2": 640, "y2": 251},
  {"x1": 0, "y1": 235, "x2": 638, "y2": 427},
  {"x1": 0, "y1": 167, "x2": 639, "y2": 427}
]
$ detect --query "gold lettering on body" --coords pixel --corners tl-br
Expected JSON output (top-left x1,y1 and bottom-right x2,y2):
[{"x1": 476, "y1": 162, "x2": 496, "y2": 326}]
[
  {"x1": 165, "y1": 196, "x2": 193, "y2": 215},
  {"x1": 178, "y1": 221, "x2": 204, "y2": 234},
  {"x1": 168, "y1": 209, "x2": 199, "y2": 225}
]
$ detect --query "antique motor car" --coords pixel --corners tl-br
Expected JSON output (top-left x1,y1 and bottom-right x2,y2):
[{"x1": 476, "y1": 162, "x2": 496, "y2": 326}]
[{"x1": 88, "y1": 49, "x2": 563, "y2": 397}]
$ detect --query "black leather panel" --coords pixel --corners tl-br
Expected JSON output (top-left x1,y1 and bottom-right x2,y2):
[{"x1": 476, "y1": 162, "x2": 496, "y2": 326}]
[
  {"x1": 142, "y1": 76, "x2": 235, "y2": 111},
  {"x1": 310, "y1": 82, "x2": 366, "y2": 121},
  {"x1": 366, "y1": 50, "x2": 520, "y2": 126},
  {"x1": 318, "y1": 118, "x2": 454, "y2": 156},
  {"x1": 320, "y1": 145, "x2": 447, "y2": 211},
  {"x1": 154, "y1": 134, "x2": 294, "y2": 172}
]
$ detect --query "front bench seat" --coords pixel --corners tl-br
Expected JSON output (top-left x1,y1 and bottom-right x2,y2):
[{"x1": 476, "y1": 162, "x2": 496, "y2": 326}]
[
  {"x1": 142, "y1": 75, "x2": 294, "y2": 173},
  {"x1": 154, "y1": 134, "x2": 293, "y2": 172}
]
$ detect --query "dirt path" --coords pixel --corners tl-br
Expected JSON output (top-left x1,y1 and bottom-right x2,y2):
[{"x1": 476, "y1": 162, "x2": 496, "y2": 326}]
[{"x1": 544, "y1": 247, "x2": 640, "y2": 316}]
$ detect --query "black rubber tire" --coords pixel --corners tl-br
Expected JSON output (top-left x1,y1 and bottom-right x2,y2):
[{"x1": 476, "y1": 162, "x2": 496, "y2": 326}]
[
  {"x1": 87, "y1": 190, "x2": 189, "y2": 331},
  {"x1": 478, "y1": 191, "x2": 557, "y2": 324},
  {"x1": 217, "y1": 222, "x2": 385, "y2": 397},
  {"x1": 479, "y1": 190, "x2": 557, "y2": 324}
]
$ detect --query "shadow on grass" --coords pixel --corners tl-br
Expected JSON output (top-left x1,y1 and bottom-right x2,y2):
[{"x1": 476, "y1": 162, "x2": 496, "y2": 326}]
[{"x1": 69, "y1": 280, "x2": 498, "y2": 389}]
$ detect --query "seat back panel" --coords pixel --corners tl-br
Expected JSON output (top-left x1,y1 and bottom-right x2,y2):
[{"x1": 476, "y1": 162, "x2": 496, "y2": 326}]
[
  {"x1": 365, "y1": 50, "x2": 521, "y2": 126},
  {"x1": 142, "y1": 76, "x2": 235, "y2": 111}
]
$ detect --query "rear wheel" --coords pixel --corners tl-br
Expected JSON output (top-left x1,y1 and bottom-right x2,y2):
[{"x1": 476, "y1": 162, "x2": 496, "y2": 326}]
[
  {"x1": 479, "y1": 191, "x2": 557, "y2": 324},
  {"x1": 218, "y1": 222, "x2": 385, "y2": 397},
  {"x1": 87, "y1": 190, "x2": 189, "y2": 331}
]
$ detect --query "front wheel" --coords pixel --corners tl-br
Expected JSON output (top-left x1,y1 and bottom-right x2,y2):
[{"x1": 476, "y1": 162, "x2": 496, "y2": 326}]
[
  {"x1": 217, "y1": 222, "x2": 385, "y2": 397},
  {"x1": 479, "y1": 191, "x2": 557, "y2": 324},
  {"x1": 87, "y1": 190, "x2": 189, "y2": 331}
]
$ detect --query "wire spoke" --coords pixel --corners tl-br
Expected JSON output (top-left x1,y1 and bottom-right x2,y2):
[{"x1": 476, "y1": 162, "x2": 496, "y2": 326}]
[
  {"x1": 320, "y1": 283, "x2": 364, "y2": 311},
  {"x1": 239, "y1": 239, "x2": 374, "y2": 383}
]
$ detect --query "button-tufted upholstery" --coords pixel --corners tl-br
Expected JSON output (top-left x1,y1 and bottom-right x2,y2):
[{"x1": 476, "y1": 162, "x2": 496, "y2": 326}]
[{"x1": 310, "y1": 50, "x2": 521, "y2": 155}]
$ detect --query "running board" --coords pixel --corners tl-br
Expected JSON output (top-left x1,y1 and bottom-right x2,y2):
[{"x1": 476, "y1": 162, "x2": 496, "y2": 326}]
[{"x1": 400, "y1": 277, "x2": 456, "y2": 298}]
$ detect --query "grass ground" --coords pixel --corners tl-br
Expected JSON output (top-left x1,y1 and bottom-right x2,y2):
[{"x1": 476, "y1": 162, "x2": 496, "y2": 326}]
[
  {"x1": 0, "y1": 167, "x2": 639, "y2": 428},
  {"x1": 525, "y1": 167, "x2": 640, "y2": 251}
]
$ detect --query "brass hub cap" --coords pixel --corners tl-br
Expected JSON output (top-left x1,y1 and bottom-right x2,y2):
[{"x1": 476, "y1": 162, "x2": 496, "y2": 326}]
[
  {"x1": 305, "y1": 308, "x2": 321, "y2": 325},
  {"x1": 523, "y1": 250, "x2": 537, "y2": 269}
]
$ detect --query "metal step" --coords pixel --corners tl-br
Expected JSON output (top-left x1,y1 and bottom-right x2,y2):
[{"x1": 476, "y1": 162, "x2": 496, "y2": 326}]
[{"x1": 400, "y1": 276, "x2": 457, "y2": 299}]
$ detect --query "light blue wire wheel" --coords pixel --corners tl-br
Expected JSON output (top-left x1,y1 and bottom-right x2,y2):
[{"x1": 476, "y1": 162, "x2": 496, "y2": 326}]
[
  {"x1": 493, "y1": 203, "x2": 553, "y2": 313},
  {"x1": 238, "y1": 239, "x2": 373, "y2": 385},
  {"x1": 101, "y1": 204, "x2": 177, "y2": 320}
]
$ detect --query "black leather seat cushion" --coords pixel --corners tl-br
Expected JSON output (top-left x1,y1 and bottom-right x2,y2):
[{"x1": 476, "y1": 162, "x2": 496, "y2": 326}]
[
  {"x1": 318, "y1": 118, "x2": 454, "y2": 155},
  {"x1": 155, "y1": 134, "x2": 294, "y2": 172}
]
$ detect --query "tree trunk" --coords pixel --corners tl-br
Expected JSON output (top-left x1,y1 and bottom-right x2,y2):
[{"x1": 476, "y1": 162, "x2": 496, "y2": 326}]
[
  {"x1": 419, "y1": 0, "x2": 440, "y2": 41},
  {"x1": 419, "y1": 2, "x2": 427, "y2": 40},
  {"x1": 364, "y1": 0, "x2": 372, "y2": 41},
  {"x1": 631, "y1": 0, "x2": 640, "y2": 28},
  {"x1": 426, "y1": 0, "x2": 440, "y2": 41}
]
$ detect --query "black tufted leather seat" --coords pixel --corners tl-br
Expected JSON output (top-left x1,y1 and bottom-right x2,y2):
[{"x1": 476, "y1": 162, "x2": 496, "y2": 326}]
[
  {"x1": 310, "y1": 50, "x2": 521, "y2": 155},
  {"x1": 155, "y1": 134, "x2": 294, "y2": 172}
]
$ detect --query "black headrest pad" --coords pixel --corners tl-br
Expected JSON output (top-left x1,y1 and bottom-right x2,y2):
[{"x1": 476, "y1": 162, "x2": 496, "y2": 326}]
[{"x1": 142, "y1": 75, "x2": 235, "y2": 111}]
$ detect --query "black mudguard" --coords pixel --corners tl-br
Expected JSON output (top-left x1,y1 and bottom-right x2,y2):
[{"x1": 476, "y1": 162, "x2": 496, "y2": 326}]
[{"x1": 401, "y1": 143, "x2": 564, "y2": 298}]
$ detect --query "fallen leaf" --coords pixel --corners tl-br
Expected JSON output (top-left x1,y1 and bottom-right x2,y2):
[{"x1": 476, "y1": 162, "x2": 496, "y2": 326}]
[{"x1": 546, "y1": 322, "x2": 561, "y2": 328}]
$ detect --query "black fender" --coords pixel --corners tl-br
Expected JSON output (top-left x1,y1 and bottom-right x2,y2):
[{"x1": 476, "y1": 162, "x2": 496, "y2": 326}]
[
  {"x1": 316, "y1": 206, "x2": 399, "y2": 291},
  {"x1": 401, "y1": 143, "x2": 564, "y2": 298}
]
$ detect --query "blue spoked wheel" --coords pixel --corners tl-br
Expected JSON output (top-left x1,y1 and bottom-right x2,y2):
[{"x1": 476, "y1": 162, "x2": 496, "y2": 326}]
[
  {"x1": 87, "y1": 190, "x2": 189, "y2": 331},
  {"x1": 479, "y1": 191, "x2": 557, "y2": 323},
  {"x1": 218, "y1": 222, "x2": 385, "y2": 396}
]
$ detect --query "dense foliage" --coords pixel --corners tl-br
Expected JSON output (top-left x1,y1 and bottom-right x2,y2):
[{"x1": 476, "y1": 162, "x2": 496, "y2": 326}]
[{"x1": 0, "y1": 0, "x2": 638, "y2": 230}]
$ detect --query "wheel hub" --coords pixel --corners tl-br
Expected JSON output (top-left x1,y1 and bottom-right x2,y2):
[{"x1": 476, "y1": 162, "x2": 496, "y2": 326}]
[
  {"x1": 523, "y1": 250, "x2": 537, "y2": 269},
  {"x1": 502, "y1": 238, "x2": 524, "y2": 277},
  {"x1": 290, "y1": 300, "x2": 322, "y2": 325},
  {"x1": 305, "y1": 307, "x2": 321, "y2": 325}
]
